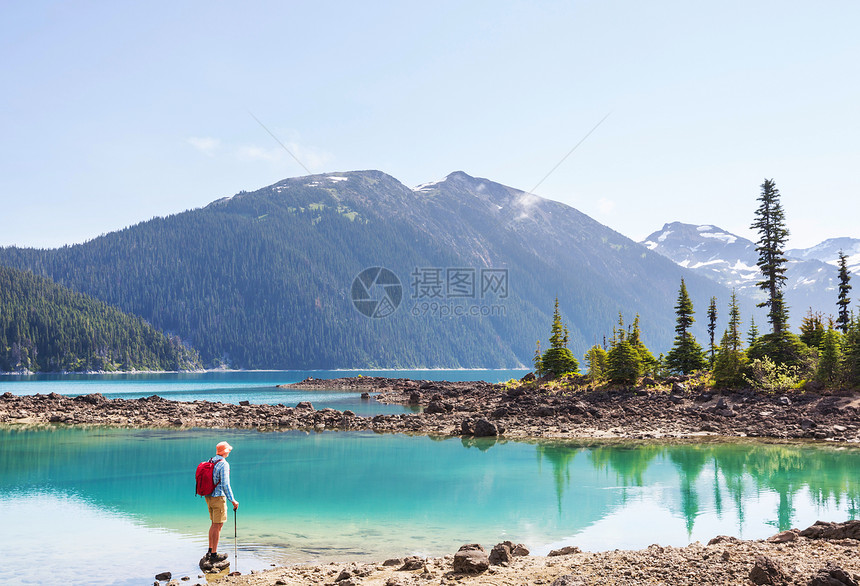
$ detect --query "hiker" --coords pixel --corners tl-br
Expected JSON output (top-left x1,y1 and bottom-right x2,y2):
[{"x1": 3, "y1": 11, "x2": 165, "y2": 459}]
[{"x1": 205, "y1": 441, "x2": 239, "y2": 562}]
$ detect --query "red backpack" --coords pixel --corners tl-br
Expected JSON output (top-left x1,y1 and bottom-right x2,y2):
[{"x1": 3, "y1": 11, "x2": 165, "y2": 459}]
[{"x1": 195, "y1": 458, "x2": 221, "y2": 496}]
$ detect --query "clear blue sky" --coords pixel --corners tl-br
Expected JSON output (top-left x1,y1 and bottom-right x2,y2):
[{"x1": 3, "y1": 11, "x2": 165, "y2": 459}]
[{"x1": 2, "y1": 1, "x2": 858, "y2": 249}]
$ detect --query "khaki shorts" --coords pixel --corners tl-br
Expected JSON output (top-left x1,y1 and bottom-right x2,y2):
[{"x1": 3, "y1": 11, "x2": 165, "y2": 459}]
[{"x1": 205, "y1": 495, "x2": 228, "y2": 524}]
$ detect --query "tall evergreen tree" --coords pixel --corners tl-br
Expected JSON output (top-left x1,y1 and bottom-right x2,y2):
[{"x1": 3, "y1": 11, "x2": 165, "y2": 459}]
[
  {"x1": 665, "y1": 279, "x2": 708, "y2": 375},
  {"x1": 747, "y1": 316, "x2": 759, "y2": 347},
  {"x1": 837, "y1": 250, "x2": 852, "y2": 334},
  {"x1": 540, "y1": 298, "x2": 579, "y2": 377},
  {"x1": 707, "y1": 297, "x2": 718, "y2": 367},
  {"x1": 751, "y1": 178, "x2": 790, "y2": 334},
  {"x1": 713, "y1": 290, "x2": 746, "y2": 387}
]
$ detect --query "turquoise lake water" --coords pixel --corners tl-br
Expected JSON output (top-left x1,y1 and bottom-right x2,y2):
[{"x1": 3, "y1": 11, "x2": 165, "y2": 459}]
[{"x1": 2, "y1": 372, "x2": 859, "y2": 585}]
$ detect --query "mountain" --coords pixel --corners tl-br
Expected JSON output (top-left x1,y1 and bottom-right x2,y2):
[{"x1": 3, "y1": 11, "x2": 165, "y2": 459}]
[
  {"x1": 641, "y1": 222, "x2": 856, "y2": 327},
  {"x1": 786, "y1": 238, "x2": 860, "y2": 273},
  {"x1": 0, "y1": 171, "x2": 731, "y2": 369},
  {"x1": 0, "y1": 265, "x2": 201, "y2": 372}
]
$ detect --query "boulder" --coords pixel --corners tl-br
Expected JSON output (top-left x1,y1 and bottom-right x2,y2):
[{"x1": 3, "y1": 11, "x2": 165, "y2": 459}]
[
  {"x1": 473, "y1": 419, "x2": 498, "y2": 437},
  {"x1": 548, "y1": 545, "x2": 581, "y2": 556},
  {"x1": 767, "y1": 530, "x2": 799, "y2": 543},
  {"x1": 800, "y1": 520, "x2": 860, "y2": 541},
  {"x1": 808, "y1": 562, "x2": 859, "y2": 586},
  {"x1": 295, "y1": 401, "x2": 314, "y2": 410},
  {"x1": 520, "y1": 372, "x2": 536, "y2": 382},
  {"x1": 425, "y1": 401, "x2": 447, "y2": 414},
  {"x1": 398, "y1": 556, "x2": 425, "y2": 571},
  {"x1": 749, "y1": 555, "x2": 788, "y2": 585},
  {"x1": 512, "y1": 543, "x2": 530, "y2": 556},
  {"x1": 488, "y1": 542, "x2": 512, "y2": 565},
  {"x1": 155, "y1": 571, "x2": 172, "y2": 581},
  {"x1": 198, "y1": 556, "x2": 230, "y2": 573},
  {"x1": 452, "y1": 544, "x2": 489, "y2": 574},
  {"x1": 460, "y1": 419, "x2": 474, "y2": 435}
]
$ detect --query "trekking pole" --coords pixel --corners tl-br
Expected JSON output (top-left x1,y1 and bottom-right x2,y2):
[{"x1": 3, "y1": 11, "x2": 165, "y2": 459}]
[{"x1": 234, "y1": 508, "x2": 238, "y2": 571}]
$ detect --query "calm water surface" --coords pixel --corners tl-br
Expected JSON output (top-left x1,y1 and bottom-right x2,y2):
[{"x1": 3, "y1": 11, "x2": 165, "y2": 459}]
[
  {"x1": 2, "y1": 426, "x2": 859, "y2": 585},
  {"x1": 0, "y1": 370, "x2": 528, "y2": 415}
]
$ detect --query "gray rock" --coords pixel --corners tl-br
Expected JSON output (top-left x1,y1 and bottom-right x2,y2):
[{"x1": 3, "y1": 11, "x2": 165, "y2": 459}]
[
  {"x1": 548, "y1": 545, "x2": 581, "y2": 556},
  {"x1": 473, "y1": 419, "x2": 498, "y2": 437},
  {"x1": 398, "y1": 556, "x2": 424, "y2": 571},
  {"x1": 551, "y1": 575, "x2": 585, "y2": 586},
  {"x1": 155, "y1": 572, "x2": 172, "y2": 581},
  {"x1": 749, "y1": 555, "x2": 788, "y2": 585},
  {"x1": 808, "y1": 562, "x2": 859, "y2": 586},
  {"x1": 766, "y1": 530, "x2": 799, "y2": 543},
  {"x1": 488, "y1": 541, "x2": 512, "y2": 565},
  {"x1": 452, "y1": 544, "x2": 489, "y2": 574},
  {"x1": 800, "y1": 520, "x2": 860, "y2": 541},
  {"x1": 425, "y1": 401, "x2": 447, "y2": 414},
  {"x1": 382, "y1": 558, "x2": 403, "y2": 567},
  {"x1": 512, "y1": 543, "x2": 530, "y2": 556}
]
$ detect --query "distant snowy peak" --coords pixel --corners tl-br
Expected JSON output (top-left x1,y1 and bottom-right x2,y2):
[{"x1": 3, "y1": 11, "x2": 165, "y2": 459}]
[
  {"x1": 787, "y1": 237, "x2": 860, "y2": 273},
  {"x1": 641, "y1": 221, "x2": 853, "y2": 324}
]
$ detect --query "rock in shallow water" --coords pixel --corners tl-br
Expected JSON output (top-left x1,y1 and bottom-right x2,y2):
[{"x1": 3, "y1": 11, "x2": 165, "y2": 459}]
[{"x1": 452, "y1": 544, "x2": 489, "y2": 574}]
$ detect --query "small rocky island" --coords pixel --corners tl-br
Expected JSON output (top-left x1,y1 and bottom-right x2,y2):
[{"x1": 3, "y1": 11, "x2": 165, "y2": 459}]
[{"x1": 3, "y1": 375, "x2": 859, "y2": 441}]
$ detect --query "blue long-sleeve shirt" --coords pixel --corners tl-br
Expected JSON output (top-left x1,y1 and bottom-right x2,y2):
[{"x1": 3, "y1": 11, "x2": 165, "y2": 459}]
[{"x1": 210, "y1": 455, "x2": 235, "y2": 503}]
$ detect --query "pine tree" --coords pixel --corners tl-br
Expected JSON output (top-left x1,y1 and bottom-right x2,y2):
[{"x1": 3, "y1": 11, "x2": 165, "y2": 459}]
[
  {"x1": 799, "y1": 309, "x2": 827, "y2": 349},
  {"x1": 747, "y1": 317, "x2": 759, "y2": 347},
  {"x1": 628, "y1": 314, "x2": 658, "y2": 375},
  {"x1": 713, "y1": 290, "x2": 747, "y2": 388},
  {"x1": 607, "y1": 339, "x2": 642, "y2": 385},
  {"x1": 751, "y1": 178, "x2": 790, "y2": 335},
  {"x1": 707, "y1": 297, "x2": 718, "y2": 367},
  {"x1": 584, "y1": 345, "x2": 608, "y2": 382},
  {"x1": 836, "y1": 250, "x2": 852, "y2": 334},
  {"x1": 816, "y1": 327, "x2": 843, "y2": 386},
  {"x1": 842, "y1": 316, "x2": 860, "y2": 388},
  {"x1": 533, "y1": 340, "x2": 544, "y2": 377},
  {"x1": 540, "y1": 298, "x2": 579, "y2": 378},
  {"x1": 665, "y1": 279, "x2": 708, "y2": 375}
]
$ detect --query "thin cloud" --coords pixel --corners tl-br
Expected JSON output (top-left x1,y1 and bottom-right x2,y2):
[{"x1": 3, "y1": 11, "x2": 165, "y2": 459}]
[{"x1": 186, "y1": 137, "x2": 221, "y2": 157}]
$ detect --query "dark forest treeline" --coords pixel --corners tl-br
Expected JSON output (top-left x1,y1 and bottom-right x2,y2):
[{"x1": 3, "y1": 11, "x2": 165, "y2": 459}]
[
  {"x1": 0, "y1": 171, "x2": 731, "y2": 369},
  {"x1": 0, "y1": 265, "x2": 201, "y2": 372}
]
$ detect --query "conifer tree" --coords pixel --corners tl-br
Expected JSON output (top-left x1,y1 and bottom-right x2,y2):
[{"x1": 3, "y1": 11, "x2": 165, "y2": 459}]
[
  {"x1": 584, "y1": 345, "x2": 608, "y2": 382},
  {"x1": 533, "y1": 340, "x2": 543, "y2": 377},
  {"x1": 799, "y1": 309, "x2": 827, "y2": 349},
  {"x1": 665, "y1": 279, "x2": 708, "y2": 375},
  {"x1": 713, "y1": 290, "x2": 747, "y2": 388},
  {"x1": 751, "y1": 178, "x2": 790, "y2": 335},
  {"x1": 747, "y1": 317, "x2": 759, "y2": 347},
  {"x1": 540, "y1": 298, "x2": 579, "y2": 378},
  {"x1": 607, "y1": 339, "x2": 642, "y2": 385},
  {"x1": 816, "y1": 327, "x2": 843, "y2": 386},
  {"x1": 707, "y1": 297, "x2": 718, "y2": 367},
  {"x1": 842, "y1": 316, "x2": 860, "y2": 388},
  {"x1": 628, "y1": 314, "x2": 658, "y2": 375},
  {"x1": 837, "y1": 250, "x2": 852, "y2": 334}
]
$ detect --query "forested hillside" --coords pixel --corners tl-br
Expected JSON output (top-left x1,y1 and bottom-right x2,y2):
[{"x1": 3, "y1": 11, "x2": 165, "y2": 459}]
[
  {"x1": 0, "y1": 265, "x2": 201, "y2": 372},
  {"x1": 0, "y1": 170, "x2": 735, "y2": 369}
]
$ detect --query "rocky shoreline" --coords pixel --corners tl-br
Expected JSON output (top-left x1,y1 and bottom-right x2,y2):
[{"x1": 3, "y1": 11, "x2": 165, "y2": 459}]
[
  {"x1": 168, "y1": 521, "x2": 860, "y2": 586},
  {"x1": 4, "y1": 375, "x2": 860, "y2": 442}
]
